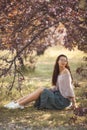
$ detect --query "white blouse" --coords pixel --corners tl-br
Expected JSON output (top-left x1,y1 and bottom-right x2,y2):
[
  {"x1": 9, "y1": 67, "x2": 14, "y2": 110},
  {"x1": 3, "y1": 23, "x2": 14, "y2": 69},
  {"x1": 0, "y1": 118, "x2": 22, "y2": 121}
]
[{"x1": 56, "y1": 71, "x2": 75, "y2": 98}]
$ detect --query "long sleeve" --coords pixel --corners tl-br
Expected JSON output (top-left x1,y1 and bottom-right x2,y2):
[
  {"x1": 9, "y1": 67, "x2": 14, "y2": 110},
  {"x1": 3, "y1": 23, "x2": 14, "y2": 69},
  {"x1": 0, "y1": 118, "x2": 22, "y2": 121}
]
[{"x1": 57, "y1": 72, "x2": 75, "y2": 98}]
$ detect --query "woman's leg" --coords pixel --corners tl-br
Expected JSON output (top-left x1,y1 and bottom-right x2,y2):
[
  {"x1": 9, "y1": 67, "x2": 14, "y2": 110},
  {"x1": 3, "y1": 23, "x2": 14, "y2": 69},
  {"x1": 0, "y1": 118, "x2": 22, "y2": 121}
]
[
  {"x1": 16, "y1": 95, "x2": 29, "y2": 102},
  {"x1": 17, "y1": 87, "x2": 44, "y2": 106}
]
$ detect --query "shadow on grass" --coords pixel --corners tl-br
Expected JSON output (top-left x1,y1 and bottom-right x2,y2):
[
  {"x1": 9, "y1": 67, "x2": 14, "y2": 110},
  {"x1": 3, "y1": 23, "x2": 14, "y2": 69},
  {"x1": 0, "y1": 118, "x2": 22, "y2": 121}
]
[{"x1": 0, "y1": 105, "x2": 87, "y2": 130}]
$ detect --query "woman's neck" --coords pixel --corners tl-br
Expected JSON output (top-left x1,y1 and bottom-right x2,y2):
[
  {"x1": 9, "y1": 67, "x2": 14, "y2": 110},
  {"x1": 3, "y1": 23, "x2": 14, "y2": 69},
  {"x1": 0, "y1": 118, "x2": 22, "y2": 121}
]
[{"x1": 59, "y1": 67, "x2": 65, "y2": 73}]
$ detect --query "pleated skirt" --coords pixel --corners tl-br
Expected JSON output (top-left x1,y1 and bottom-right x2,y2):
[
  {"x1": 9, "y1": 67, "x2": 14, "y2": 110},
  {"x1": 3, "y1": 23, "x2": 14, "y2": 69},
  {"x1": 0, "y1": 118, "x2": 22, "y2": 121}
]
[{"x1": 34, "y1": 88, "x2": 71, "y2": 110}]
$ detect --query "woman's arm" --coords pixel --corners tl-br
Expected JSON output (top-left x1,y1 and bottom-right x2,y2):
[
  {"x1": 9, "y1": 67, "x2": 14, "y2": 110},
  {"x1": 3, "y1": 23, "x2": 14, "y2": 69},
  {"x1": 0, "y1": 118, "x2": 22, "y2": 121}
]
[{"x1": 69, "y1": 97, "x2": 77, "y2": 109}]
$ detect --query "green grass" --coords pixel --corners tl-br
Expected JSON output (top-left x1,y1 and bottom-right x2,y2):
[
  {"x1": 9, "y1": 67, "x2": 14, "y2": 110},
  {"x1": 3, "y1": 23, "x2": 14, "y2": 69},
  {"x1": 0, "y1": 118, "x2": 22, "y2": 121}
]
[{"x1": 0, "y1": 45, "x2": 87, "y2": 129}]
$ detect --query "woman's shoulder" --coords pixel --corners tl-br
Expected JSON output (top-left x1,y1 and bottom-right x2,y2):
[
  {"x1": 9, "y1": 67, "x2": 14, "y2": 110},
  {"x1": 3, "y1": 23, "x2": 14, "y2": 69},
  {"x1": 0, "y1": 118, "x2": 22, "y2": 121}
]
[
  {"x1": 62, "y1": 68, "x2": 70, "y2": 75},
  {"x1": 59, "y1": 69, "x2": 71, "y2": 79}
]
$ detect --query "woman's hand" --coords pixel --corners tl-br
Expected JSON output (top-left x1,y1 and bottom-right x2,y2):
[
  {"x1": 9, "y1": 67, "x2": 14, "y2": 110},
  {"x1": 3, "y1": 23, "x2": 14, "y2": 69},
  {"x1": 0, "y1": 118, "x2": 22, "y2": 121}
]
[
  {"x1": 69, "y1": 97, "x2": 78, "y2": 110},
  {"x1": 49, "y1": 86, "x2": 57, "y2": 92},
  {"x1": 71, "y1": 103, "x2": 78, "y2": 110}
]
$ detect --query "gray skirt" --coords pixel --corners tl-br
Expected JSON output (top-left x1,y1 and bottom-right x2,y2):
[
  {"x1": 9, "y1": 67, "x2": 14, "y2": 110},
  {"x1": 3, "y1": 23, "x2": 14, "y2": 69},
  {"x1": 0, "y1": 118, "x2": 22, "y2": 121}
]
[{"x1": 34, "y1": 88, "x2": 71, "y2": 110}]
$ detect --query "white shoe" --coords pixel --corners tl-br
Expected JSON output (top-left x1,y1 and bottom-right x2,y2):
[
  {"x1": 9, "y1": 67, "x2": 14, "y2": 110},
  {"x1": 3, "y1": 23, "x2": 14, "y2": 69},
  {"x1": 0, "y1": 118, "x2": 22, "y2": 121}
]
[
  {"x1": 4, "y1": 101, "x2": 16, "y2": 108},
  {"x1": 11, "y1": 103, "x2": 24, "y2": 109},
  {"x1": 4, "y1": 102, "x2": 24, "y2": 109}
]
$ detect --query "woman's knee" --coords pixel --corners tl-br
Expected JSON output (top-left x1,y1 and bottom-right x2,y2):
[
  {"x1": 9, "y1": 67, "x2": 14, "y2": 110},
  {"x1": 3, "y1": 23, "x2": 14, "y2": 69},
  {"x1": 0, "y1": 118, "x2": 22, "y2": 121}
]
[
  {"x1": 37, "y1": 87, "x2": 45, "y2": 94},
  {"x1": 39, "y1": 87, "x2": 45, "y2": 92}
]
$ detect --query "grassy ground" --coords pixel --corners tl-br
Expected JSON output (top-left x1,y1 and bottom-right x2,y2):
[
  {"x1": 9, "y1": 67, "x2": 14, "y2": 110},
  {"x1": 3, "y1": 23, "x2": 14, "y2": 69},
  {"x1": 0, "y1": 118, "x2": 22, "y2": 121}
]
[{"x1": 0, "y1": 45, "x2": 87, "y2": 130}]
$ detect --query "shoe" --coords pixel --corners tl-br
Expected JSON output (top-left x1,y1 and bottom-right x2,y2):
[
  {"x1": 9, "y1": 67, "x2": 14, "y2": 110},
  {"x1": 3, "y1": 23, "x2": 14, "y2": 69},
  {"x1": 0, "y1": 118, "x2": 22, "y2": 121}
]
[
  {"x1": 12, "y1": 103, "x2": 24, "y2": 109},
  {"x1": 4, "y1": 101, "x2": 16, "y2": 108},
  {"x1": 4, "y1": 102, "x2": 24, "y2": 109}
]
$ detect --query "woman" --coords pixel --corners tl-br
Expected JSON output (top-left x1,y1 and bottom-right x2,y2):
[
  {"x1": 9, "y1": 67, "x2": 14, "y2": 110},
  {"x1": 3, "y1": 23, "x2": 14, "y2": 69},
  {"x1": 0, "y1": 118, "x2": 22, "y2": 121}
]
[{"x1": 4, "y1": 54, "x2": 77, "y2": 110}]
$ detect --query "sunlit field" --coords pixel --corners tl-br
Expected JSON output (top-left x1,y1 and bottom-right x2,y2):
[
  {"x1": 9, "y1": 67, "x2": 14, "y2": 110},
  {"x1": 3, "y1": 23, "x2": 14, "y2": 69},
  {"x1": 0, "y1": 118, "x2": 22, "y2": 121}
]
[{"x1": 0, "y1": 45, "x2": 87, "y2": 129}]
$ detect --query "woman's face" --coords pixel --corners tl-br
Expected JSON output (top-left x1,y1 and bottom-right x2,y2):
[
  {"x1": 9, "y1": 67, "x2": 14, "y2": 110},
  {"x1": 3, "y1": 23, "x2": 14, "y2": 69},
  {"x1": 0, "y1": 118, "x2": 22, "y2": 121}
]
[{"x1": 58, "y1": 56, "x2": 68, "y2": 68}]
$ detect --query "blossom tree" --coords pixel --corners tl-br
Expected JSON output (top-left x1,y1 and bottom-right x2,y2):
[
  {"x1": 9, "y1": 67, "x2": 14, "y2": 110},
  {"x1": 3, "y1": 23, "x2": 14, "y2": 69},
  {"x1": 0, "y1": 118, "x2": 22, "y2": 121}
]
[{"x1": 0, "y1": 0, "x2": 87, "y2": 90}]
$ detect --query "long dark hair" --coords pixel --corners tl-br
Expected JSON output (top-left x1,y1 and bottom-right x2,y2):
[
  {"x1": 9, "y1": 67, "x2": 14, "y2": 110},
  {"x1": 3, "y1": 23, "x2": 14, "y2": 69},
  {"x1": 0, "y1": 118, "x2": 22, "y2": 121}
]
[{"x1": 52, "y1": 54, "x2": 72, "y2": 86}]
